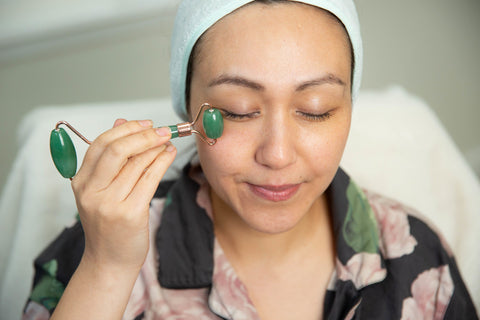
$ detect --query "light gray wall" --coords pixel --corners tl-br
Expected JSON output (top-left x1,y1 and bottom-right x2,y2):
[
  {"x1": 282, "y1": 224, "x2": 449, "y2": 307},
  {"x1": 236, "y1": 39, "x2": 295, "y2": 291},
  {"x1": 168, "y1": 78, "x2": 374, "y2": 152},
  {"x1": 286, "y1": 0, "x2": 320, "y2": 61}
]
[
  {"x1": 1, "y1": 0, "x2": 479, "y2": 195},
  {"x1": 0, "y1": 13, "x2": 175, "y2": 192},
  {"x1": 357, "y1": 0, "x2": 480, "y2": 174}
]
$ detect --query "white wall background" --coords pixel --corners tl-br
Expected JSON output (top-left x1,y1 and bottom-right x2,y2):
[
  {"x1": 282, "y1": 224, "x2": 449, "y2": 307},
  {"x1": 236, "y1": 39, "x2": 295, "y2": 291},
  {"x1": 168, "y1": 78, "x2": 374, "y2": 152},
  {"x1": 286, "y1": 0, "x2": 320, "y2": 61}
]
[{"x1": 1, "y1": 0, "x2": 479, "y2": 194}]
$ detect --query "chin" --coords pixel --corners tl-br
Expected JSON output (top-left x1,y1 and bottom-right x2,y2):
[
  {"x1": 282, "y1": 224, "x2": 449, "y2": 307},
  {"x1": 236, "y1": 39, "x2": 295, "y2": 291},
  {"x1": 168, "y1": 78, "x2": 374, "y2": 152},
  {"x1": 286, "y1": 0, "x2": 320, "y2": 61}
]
[{"x1": 242, "y1": 209, "x2": 305, "y2": 235}]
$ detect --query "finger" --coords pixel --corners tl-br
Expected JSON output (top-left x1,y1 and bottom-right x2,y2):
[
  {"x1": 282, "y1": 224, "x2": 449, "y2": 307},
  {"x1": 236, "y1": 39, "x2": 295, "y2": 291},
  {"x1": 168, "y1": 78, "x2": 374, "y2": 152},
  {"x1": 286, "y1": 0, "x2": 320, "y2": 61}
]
[
  {"x1": 74, "y1": 120, "x2": 155, "y2": 184},
  {"x1": 113, "y1": 118, "x2": 127, "y2": 128},
  {"x1": 126, "y1": 143, "x2": 177, "y2": 206},
  {"x1": 88, "y1": 127, "x2": 172, "y2": 191},
  {"x1": 108, "y1": 144, "x2": 168, "y2": 201}
]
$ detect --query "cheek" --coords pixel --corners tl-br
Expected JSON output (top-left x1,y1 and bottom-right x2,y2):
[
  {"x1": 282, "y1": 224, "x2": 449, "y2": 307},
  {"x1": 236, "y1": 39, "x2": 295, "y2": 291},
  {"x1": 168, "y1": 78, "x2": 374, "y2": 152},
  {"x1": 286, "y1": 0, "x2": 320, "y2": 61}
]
[
  {"x1": 196, "y1": 124, "x2": 257, "y2": 177},
  {"x1": 196, "y1": 129, "x2": 256, "y2": 208},
  {"x1": 300, "y1": 115, "x2": 351, "y2": 170}
]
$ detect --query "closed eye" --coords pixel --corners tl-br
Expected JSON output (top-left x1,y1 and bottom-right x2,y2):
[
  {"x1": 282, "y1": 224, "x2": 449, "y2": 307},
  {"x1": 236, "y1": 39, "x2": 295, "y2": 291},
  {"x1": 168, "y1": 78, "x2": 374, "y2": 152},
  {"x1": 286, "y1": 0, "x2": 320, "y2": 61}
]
[
  {"x1": 221, "y1": 109, "x2": 260, "y2": 120},
  {"x1": 297, "y1": 111, "x2": 331, "y2": 121}
]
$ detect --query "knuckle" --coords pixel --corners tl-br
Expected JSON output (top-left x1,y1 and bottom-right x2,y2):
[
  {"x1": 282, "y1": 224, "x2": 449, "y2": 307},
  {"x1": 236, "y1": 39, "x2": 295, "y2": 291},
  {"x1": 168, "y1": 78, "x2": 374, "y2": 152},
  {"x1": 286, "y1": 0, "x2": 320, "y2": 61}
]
[
  {"x1": 106, "y1": 140, "x2": 125, "y2": 158},
  {"x1": 82, "y1": 141, "x2": 100, "y2": 163},
  {"x1": 92, "y1": 132, "x2": 110, "y2": 150},
  {"x1": 83, "y1": 140, "x2": 108, "y2": 165},
  {"x1": 91, "y1": 120, "x2": 141, "y2": 147},
  {"x1": 126, "y1": 120, "x2": 143, "y2": 131},
  {"x1": 92, "y1": 134, "x2": 106, "y2": 147}
]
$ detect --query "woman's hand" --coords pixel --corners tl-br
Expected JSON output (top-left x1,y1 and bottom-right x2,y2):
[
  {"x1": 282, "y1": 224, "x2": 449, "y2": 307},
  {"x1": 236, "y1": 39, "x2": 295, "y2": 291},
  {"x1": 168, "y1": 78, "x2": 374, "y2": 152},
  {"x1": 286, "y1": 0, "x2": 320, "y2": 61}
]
[
  {"x1": 71, "y1": 118, "x2": 176, "y2": 272},
  {"x1": 51, "y1": 119, "x2": 176, "y2": 320}
]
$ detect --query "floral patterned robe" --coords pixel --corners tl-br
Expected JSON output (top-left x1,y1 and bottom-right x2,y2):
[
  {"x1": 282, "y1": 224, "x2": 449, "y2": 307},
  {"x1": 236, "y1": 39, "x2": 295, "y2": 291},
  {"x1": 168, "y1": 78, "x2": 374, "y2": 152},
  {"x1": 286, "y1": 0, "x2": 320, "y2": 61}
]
[{"x1": 23, "y1": 165, "x2": 478, "y2": 319}]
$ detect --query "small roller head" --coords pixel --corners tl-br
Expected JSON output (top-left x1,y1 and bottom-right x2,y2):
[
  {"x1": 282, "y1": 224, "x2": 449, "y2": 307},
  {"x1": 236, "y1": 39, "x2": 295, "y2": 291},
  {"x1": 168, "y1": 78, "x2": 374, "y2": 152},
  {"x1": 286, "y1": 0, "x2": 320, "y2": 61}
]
[{"x1": 203, "y1": 108, "x2": 224, "y2": 139}]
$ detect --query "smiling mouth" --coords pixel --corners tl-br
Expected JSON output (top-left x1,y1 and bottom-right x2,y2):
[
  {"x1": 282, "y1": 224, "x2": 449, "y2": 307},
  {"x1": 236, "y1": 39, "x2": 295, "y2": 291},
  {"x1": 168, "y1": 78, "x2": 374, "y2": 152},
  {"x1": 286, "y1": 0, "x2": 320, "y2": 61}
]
[{"x1": 247, "y1": 183, "x2": 301, "y2": 202}]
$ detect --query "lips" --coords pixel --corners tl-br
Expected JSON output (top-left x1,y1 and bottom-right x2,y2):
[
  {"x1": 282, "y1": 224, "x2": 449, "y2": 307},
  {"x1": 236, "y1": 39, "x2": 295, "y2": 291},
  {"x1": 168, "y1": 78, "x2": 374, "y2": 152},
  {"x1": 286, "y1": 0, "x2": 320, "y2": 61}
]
[{"x1": 247, "y1": 183, "x2": 301, "y2": 202}]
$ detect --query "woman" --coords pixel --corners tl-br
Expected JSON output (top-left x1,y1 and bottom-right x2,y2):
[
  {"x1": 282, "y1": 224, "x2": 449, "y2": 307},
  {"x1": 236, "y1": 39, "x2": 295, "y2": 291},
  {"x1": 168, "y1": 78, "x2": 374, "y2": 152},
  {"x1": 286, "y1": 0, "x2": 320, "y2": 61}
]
[{"x1": 23, "y1": 0, "x2": 477, "y2": 319}]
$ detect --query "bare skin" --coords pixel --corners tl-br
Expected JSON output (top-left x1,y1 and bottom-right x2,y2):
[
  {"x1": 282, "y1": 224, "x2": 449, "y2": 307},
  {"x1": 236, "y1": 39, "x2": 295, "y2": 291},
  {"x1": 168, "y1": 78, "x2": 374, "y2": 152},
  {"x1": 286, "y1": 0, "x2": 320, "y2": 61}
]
[{"x1": 51, "y1": 119, "x2": 176, "y2": 319}]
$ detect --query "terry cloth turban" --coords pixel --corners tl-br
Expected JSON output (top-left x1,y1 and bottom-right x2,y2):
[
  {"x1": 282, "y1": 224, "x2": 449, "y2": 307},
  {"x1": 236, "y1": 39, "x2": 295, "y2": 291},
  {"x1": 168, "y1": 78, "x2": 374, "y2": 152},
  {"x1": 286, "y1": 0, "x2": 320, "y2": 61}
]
[{"x1": 170, "y1": 0, "x2": 363, "y2": 120}]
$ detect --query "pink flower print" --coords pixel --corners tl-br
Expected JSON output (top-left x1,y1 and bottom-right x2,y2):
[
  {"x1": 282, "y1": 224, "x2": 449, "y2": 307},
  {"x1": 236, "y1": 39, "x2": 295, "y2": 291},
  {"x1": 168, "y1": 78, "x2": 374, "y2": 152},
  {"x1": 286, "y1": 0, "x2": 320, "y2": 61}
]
[
  {"x1": 123, "y1": 198, "x2": 165, "y2": 319},
  {"x1": 344, "y1": 299, "x2": 361, "y2": 320},
  {"x1": 366, "y1": 191, "x2": 417, "y2": 259},
  {"x1": 156, "y1": 288, "x2": 215, "y2": 319},
  {"x1": 336, "y1": 253, "x2": 387, "y2": 290},
  {"x1": 141, "y1": 198, "x2": 218, "y2": 319},
  {"x1": 400, "y1": 265, "x2": 454, "y2": 320},
  {"x1": 209, "y1": 240, "x2": 260, "y2": 320},
  {"x1": 22, "y1": 301, "x2": 50, "y2": 320}
]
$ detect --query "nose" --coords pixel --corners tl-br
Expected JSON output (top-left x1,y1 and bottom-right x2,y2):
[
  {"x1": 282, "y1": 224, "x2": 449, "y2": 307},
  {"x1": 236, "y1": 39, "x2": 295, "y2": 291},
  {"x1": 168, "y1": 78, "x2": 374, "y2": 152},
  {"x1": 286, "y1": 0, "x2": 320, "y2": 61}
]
[{"x1": 255, "y1": 111, "x2": 297, "y2": 170}]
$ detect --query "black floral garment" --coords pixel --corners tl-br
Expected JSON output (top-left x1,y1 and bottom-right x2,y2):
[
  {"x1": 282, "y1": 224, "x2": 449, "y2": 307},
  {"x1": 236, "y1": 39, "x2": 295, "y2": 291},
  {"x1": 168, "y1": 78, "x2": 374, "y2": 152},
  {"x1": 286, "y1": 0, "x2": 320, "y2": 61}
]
[{"x1": 23, "y1": 165, "x2": 478, "y2": 319}]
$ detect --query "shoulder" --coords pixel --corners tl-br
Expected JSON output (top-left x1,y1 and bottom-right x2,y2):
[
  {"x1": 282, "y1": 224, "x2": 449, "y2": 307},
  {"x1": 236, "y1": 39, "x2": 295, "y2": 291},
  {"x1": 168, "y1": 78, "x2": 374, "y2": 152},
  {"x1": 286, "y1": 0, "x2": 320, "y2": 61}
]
[
  {"x1": 23, "y1": 220, "x2": 85, "y2": 317},
  {"x1": 358, "y1": 190, "x2": 480, "y2": 319},
  {"x1": 363, "y1": 188, "x2": 453, "y2": 261}
]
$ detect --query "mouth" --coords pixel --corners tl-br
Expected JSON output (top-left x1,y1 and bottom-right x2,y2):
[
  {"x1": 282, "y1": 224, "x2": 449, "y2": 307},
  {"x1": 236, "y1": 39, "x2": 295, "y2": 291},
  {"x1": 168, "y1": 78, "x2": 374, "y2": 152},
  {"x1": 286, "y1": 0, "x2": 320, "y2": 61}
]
[{"x1": 247, "y1": 183, "x2": 301, "y2": 202}]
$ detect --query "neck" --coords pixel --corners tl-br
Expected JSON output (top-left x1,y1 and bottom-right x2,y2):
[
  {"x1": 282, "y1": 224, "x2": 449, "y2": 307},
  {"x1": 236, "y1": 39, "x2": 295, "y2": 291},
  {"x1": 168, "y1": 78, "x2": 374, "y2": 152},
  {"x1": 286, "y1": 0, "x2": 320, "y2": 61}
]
[{"x1": 211, "y1": 191, "x2": 335, "y2": 271}]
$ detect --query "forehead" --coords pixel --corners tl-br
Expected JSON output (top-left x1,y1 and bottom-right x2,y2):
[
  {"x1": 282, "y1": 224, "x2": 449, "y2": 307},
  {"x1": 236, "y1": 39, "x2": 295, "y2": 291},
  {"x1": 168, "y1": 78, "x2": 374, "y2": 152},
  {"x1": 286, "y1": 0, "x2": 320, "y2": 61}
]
[
  {"x1": 197, "y1": 1, "x2": 351, "y2": 57},
  {"x1": 191, "y1": 2, "x2": 352, "y2": 89}
]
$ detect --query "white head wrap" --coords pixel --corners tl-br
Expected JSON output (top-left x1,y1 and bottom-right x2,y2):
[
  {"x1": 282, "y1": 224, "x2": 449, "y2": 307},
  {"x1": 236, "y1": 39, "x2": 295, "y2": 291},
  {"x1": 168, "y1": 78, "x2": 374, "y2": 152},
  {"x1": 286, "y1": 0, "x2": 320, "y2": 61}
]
[{"x1": 170, "y1": 0, "x2": 362, "y2": 120}]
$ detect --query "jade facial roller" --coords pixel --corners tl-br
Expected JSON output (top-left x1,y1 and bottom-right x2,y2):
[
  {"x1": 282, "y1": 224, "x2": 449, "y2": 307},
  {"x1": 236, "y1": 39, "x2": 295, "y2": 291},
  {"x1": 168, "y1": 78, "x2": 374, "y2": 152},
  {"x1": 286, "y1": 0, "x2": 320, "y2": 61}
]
[{"x1": 50, "y1": 103, "x2": 223, "y2": 179}]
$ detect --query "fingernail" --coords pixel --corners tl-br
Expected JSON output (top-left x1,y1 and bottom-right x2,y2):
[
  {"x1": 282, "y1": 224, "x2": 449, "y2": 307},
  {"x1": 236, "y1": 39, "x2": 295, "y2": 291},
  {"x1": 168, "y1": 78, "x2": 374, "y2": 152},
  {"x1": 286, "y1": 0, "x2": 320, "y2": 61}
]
[
  {"x1": 165, "y1": 141, "x2": 175, "y2": 152},
  {"x1": 113, "y1": 118, "x2": 126, "y2": 127},
  {"x1": 155, "y1": 127, "x2": 170, "y2": 137},
  {"x1": 139, "y1": 120, "x2": 152, "y2": 127}
]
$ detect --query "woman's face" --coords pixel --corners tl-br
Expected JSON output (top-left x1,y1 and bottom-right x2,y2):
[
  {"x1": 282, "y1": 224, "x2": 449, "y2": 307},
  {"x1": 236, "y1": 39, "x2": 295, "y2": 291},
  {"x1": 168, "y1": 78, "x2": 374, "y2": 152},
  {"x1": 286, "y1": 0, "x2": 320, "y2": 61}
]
[{"x1": 190, "y1": 2, "x2": 353, "y2": 234}]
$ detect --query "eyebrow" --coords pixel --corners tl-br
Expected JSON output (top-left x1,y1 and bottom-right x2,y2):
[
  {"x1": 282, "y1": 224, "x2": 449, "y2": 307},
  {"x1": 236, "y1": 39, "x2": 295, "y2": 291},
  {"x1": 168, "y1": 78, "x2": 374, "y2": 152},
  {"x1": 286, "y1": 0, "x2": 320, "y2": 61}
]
[
  {"x1": 295, "y1": 74, "x2": 346, "y2": 91},
  {"x1": 207, "y1": 73, "x2": 346, "y2": 91},
  {"x1": 208, "y1": 75, "x2": 265, "y2": 91}
]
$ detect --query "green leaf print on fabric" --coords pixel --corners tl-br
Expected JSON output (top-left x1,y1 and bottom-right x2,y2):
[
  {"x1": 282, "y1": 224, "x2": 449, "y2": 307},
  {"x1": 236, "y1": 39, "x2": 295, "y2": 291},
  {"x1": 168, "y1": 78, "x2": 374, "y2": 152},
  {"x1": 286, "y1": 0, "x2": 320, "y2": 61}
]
[
  {"x1": 165, "y1": 192, "x2": 173, "y2": 207},
  {"x1": 29, "y1": 259, "x2": 65, "y2": 311},
  {"x1": 342, "y1": 181, "x2": 379, "y2": 253}
]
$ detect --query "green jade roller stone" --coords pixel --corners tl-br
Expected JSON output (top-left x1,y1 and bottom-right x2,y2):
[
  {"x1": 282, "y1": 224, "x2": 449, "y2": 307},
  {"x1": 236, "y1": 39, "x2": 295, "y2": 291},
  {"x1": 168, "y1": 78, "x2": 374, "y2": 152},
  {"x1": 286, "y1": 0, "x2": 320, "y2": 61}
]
[
  {"x1": 203, "y1": 108, "x2": 223, "y2": 139},
  {"x1": 50, "y1": 128, "x2": 77, "y2": 179}
]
